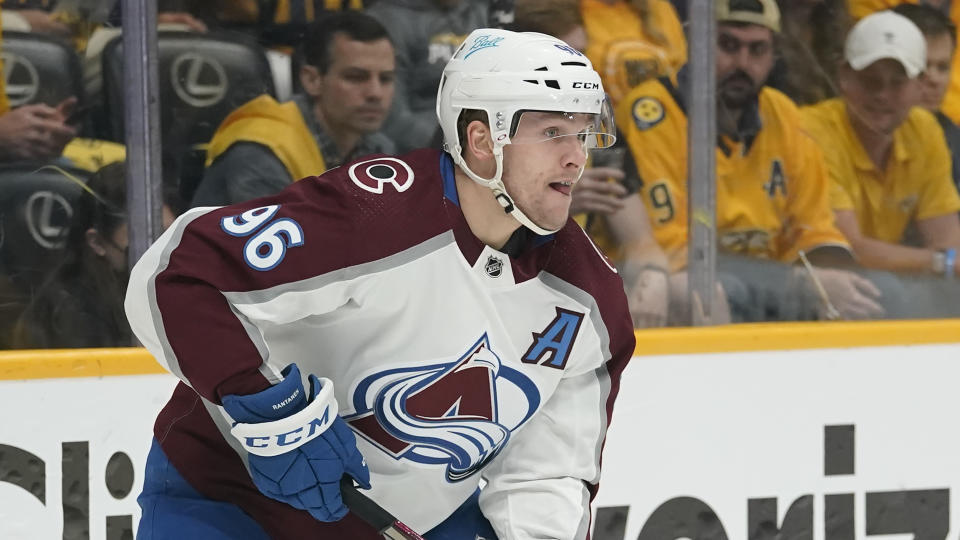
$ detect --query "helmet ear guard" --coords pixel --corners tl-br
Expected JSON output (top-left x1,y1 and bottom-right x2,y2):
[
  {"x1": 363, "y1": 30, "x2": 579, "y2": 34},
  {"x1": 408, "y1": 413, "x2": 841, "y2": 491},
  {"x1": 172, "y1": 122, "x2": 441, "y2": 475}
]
[{"x1": 436, "y1": 29, "x2": 616, "y2": 236}]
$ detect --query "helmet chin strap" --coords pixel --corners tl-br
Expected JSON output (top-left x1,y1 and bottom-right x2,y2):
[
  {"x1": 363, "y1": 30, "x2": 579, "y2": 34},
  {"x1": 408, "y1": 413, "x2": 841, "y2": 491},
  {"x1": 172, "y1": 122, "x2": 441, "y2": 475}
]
[{"x1": 452, "y1": 144, "x2": 562, "y2": 236}]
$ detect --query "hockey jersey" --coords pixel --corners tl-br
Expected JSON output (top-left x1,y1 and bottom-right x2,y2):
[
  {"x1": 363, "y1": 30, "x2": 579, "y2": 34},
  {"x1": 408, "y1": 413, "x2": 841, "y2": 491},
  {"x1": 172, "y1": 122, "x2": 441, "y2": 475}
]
[{"x1": 125, "y1": 149, "x2": 636, "y2": 539}]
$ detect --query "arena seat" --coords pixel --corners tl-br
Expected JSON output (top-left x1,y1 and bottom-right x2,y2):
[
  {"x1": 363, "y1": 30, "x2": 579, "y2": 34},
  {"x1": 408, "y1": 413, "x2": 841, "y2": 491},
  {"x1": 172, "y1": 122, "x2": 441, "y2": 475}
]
[
  {"x1": 0, "y1": 163, "x2": 88, "y2": 290},
  {"x1": 100, "y1": 31, "x2": 275, "y2": 200},
  {"x1": 1, "y1": 31, "x2": 84, "y2": 108}
]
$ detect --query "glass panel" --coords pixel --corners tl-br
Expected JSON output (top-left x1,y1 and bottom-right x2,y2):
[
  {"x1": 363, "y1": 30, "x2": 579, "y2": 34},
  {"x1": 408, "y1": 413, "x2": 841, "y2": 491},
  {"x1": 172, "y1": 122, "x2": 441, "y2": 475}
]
[{"x1": 0, "y1": 1, "x2": 125, "y2": 348}]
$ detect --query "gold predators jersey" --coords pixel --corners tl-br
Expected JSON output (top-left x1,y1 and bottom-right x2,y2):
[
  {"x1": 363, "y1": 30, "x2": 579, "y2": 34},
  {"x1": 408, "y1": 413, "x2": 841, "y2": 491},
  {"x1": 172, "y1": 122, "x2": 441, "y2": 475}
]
[
  {"x1": 616, "y1": 77, "x2": 850, "y2": 271},
  {"x1": 582, "y1": 0, "x2": 687, "y2": 105},
  {"x1": 802, "y1": 98, "x2": 960, "y2": 243}
]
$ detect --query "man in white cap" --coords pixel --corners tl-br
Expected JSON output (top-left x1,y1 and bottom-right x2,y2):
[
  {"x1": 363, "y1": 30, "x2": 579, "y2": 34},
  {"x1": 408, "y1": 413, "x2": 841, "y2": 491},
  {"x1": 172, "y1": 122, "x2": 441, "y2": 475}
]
[{"x1": 803, "y1": 10, "x2": 960, "y2": 279}]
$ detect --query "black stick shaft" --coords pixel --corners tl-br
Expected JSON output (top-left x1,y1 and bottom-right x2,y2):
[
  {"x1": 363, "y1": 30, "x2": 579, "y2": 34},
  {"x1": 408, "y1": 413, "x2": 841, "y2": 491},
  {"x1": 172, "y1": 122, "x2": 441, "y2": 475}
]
[{"x1": 340, "y1": 477, "x2": 424, "y2": 540}]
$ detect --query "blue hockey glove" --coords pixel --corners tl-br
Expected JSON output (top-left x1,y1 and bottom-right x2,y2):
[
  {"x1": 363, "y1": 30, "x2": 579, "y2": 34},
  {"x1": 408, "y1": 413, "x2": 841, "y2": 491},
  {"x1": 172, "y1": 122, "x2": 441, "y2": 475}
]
[{"x1": 221, "y1": 363, "x2": 370, "y2": 522}]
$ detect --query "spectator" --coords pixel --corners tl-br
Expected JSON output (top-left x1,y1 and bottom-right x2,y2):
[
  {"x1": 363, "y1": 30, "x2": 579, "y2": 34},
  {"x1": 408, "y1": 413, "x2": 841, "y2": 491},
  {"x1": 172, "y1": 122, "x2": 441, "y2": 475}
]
[
  {"x1": 0, "y1": 5, "x2": 127, "y2": 174},
  {"x1": 803, "y1": 11, "x2": 960, "y2": 277},
  {"x1": 619, "y1": 0, "x2": 885, "y2": 320},
  {"x1": 490, "y1": 0, "x2": 514, "y2": 27},
  {"x1": 0, "y1": 5, "x2": 78, "y2": 162},
  {"x1": 847, "y1": 0, "x2": 953, "y2": 19},
  {"x1": 0, "y1": 102, "x2": 77, "y2": 162},
  {"x1": 510, "y1": 0, "x2": 585, "y2": 49},
  {"x1": 767, "y1": 0, "x2": 849, "y2": 105},
  {"x1": 83, "y1": 3, "x2": 209, "y2": 106},
  {"x1": 510, "y1": 0, "x2": 671, "y2": 327},
  {"x1": 669, "y1": 0, "x2": 687, "y2": 22},
  {"x1": 366, "y1": 0, "x2": 488, "y2": 153},
  {"x1": 846, "y1": 1, "x2": 960, "y2": 125},
  {"x1": 0, "y1": 0, "x2": 70, "y2": 36},
  {"x1": 581, "y1": 0, "x2": 687, "y2": 105},
  {"x1": 191, "y1": 11, "x2": 395, "y2": 207},
  {"x1": 893, "y1": 3, "x2": 960, "y2": 191},
  {"x1": 11, "y1": 162, "x2": 177, "y2": 348},
  {"x1": 257, "y1": 0, "x2": 365, "y2": 47}
]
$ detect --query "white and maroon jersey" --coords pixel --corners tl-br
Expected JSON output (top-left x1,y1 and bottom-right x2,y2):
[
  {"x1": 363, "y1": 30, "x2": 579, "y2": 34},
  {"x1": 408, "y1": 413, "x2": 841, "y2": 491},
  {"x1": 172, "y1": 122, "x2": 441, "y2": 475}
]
[{"x1": 126, "y1": 149, "x2": 636, "y2": 539}]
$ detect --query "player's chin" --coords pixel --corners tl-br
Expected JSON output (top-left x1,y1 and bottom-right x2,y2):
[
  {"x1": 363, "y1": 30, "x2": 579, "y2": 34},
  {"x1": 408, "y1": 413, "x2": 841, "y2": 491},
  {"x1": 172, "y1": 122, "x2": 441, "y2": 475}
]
[{"x1": 535, "y1": 206, "x2": 571, "y2": 232}]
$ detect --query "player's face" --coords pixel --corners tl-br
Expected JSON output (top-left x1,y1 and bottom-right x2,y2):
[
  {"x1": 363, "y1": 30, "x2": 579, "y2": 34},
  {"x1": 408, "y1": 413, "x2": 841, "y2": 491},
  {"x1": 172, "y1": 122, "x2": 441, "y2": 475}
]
[
  {"x1": 501, "y1": 112, "x2": 591, "y2": 230},
  {"x1": 841, "y1": 59, "x2": 918, "y2": 136},
  {"x1": 716, "y1": 24, "x2": 775, "y2": 109},
  {"x1": 304, "y1": 34, "x2": 396, "y2": 136},
  {"x1": 918, "y1": 33, "x2": 954, "y2": 111}
]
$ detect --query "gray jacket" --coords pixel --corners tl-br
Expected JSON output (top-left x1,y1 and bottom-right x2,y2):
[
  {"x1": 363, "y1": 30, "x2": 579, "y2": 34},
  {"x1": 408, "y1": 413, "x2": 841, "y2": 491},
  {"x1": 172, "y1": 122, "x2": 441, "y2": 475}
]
[
  {"x1": 191, "y1": 94, "x2": 395, "y2": 207},
  {"x1": 367, "y1": 0, "x2": 490, "y2": 152}
]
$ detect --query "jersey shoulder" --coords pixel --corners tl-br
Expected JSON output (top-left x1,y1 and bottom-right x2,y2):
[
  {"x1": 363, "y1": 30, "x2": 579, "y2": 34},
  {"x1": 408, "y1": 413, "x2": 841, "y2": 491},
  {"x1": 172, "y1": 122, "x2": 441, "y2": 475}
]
[
  {"x1": 169, "y1": 149, "x2": 452, "y2": 292},
  {"x1": 306, "y1": 148, "x2": 443, "y2": 207},
  {"x1": 903, "y1": 105, "x2": 944, "y2": 140},
  {"x1": 294, "y1": 148, "x2": 451, "y2": 242},
  {"x1": 544, "y1": 221, "x2": 636, "y2": 355},
  {"x1": 547, "y1": 221, "x2": 627, "y2": 307},
  {"x1": 799, "y1": 97, "x2": 846, "y2": 133},
  {"x1": 759, "y1": 86, "x2": 803, "y2": 122}
]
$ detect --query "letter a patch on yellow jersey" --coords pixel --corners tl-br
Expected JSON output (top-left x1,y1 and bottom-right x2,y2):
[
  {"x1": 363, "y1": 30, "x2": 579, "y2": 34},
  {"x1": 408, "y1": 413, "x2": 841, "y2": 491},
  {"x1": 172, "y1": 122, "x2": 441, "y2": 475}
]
[{"x1": 632, "y1": 96, "x2": 665, "y2": 131}]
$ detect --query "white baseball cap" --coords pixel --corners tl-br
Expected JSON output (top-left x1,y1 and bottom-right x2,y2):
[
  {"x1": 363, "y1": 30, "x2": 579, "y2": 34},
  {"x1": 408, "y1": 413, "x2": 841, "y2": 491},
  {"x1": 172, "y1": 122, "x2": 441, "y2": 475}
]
[{"x1": 845, "y1": 10, "x2": 926, "y2": 78}]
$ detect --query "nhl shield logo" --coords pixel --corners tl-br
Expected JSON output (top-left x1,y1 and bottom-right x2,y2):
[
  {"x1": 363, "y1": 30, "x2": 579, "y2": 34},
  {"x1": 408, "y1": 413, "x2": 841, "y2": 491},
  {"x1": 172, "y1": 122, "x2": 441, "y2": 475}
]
[{"x1": 484, "y1": 256, "x2": 503, "y2": 277}]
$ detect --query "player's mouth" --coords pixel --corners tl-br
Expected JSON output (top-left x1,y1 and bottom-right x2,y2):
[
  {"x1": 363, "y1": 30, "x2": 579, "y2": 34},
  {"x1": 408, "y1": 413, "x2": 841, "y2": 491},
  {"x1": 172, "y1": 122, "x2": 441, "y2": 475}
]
[{"x1": 549, "y1": 181, "x2": 574, "y2": 196}]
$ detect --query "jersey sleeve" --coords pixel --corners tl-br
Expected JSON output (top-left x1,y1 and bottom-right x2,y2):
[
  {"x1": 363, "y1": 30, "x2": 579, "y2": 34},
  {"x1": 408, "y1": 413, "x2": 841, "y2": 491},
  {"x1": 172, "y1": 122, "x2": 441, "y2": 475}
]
[
  {"x1": 478, "y1": 233, "x2": 636, "y2": 539},
  {"x1": 125, "y1": 151, "x2": 442, "y2": 403},
  {"x1": 778, "y1": 129, "x2": 851, "y2": 261},
  {"x1": 616, "y1": 86, "x2": 690, "y2": 271}
]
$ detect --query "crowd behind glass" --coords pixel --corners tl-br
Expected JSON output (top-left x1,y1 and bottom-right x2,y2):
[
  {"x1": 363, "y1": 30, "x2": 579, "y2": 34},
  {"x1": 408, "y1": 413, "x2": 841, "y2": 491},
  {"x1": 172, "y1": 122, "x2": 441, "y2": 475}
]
[{"x1": 1, "y1": 0, "x2": 958, "y2": 349}]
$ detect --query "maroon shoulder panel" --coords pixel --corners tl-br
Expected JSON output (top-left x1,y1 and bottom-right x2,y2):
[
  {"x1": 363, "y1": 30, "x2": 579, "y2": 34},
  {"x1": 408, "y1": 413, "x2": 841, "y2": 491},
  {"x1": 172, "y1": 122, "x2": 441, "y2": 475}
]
[{"x1": 153, "y1": 149, "x2": 451, "y2": 401}]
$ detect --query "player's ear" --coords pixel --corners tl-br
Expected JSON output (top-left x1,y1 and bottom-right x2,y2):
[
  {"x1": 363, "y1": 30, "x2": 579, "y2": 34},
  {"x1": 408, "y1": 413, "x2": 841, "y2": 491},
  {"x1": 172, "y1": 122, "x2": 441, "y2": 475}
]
[
  {"x1": 300, "y1": 65, "x2": 322, "y2": 98},
  {"x1": 465, "y1": 120, "x2": 494, "y2": 160}
]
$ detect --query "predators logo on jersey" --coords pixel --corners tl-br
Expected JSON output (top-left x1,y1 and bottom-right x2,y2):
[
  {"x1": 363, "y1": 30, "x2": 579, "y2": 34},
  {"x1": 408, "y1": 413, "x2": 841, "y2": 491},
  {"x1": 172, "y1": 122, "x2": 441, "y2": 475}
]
[{"x1": 632, "y1": 96, "x2": 665, "y2": 131}]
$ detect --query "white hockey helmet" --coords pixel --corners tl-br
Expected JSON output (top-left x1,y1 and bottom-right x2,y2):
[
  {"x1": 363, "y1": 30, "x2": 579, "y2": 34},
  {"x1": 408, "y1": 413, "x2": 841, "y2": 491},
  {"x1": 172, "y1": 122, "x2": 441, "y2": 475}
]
[{"x1": 436, "y1": 28, "x2": 616, "y2": 235}]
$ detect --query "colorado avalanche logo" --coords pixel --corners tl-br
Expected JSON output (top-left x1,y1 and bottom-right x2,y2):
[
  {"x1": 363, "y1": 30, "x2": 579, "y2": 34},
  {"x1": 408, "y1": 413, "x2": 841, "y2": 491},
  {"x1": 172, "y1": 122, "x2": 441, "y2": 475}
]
[
  {"x1": 345, "y1": 334, "x2": 540, "y2": 482},
  {"x1": 348, "y1": 157, "x2": 415, "y2": 195}
]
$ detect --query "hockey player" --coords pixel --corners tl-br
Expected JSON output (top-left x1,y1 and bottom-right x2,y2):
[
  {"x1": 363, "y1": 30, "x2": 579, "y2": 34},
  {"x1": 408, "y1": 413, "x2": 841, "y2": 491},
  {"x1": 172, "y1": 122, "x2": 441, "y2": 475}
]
[{"x1": 126, "y1": 28, "x2": 635, "y2": 540}]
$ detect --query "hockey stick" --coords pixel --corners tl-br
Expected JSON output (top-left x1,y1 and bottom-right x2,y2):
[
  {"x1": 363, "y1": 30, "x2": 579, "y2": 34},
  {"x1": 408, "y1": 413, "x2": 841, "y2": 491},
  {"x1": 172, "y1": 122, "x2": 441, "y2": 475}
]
[{"x1": 340, "y1": 476, "x2": 425, "y2": 540}]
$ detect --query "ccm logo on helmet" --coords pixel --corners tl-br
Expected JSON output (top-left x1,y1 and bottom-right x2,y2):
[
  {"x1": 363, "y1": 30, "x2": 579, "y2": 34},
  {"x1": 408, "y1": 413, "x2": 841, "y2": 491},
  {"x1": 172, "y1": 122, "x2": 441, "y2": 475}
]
[{"x1": 573, "y1": 82, "x2": 600, "y2": 89}]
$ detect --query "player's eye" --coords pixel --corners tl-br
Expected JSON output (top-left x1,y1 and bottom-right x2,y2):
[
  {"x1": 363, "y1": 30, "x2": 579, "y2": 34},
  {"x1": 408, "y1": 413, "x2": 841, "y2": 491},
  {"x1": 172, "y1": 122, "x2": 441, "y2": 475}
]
[{"x1": 544, "y1": 127, "x2": 561, "y2": 138}]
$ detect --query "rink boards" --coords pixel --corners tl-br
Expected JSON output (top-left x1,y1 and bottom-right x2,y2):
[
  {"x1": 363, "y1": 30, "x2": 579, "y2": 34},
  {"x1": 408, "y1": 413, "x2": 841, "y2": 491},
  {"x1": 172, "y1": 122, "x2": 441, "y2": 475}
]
[{"x1": 1, "y1": 320, "x2": 959, "y2": 539}]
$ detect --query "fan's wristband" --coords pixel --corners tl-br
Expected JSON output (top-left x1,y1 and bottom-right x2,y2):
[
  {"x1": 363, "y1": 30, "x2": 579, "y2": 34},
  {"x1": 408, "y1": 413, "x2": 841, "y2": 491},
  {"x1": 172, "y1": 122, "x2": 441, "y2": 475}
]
[{"x1": 229, "y1": 377, "x2": 338, "y2": 457}]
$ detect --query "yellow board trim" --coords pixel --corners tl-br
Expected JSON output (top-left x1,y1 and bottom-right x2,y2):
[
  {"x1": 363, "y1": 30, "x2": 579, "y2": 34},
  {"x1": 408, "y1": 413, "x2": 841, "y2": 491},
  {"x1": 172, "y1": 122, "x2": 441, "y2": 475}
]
[
  {"x1": 633, "y1": 319, "x2": 960, "y2": 356},
  {"x1": 1, "y1": 319, "x2": 959, "y2": 380},
  {"x1": 0, "y1": 348, "x2": 166, "y2": 380}
]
